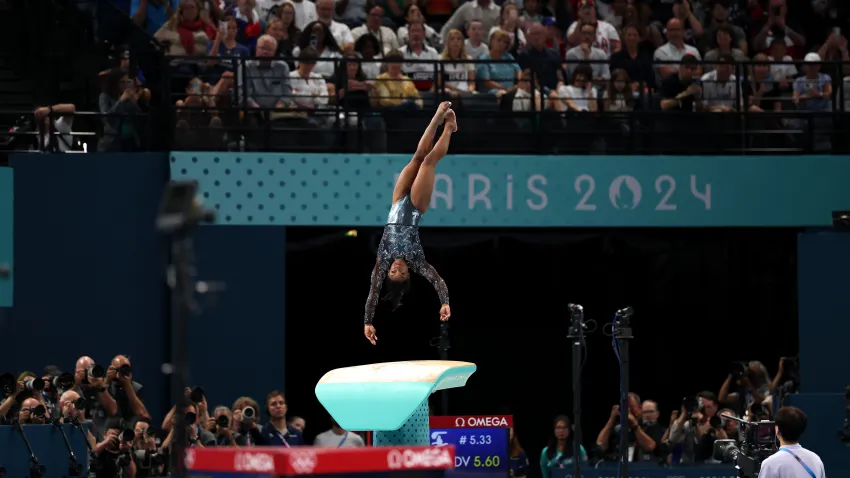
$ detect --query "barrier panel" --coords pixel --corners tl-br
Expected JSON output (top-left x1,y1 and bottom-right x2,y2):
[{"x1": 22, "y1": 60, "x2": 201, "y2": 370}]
[
  {"x1": 171, "y1": 153, "x2": 850, "y2": 228},
  {"x1": 0, "y1": 423, "x2": 91, "y2": 478},
  {"x1": 550, "y1": 465, "x2": 736, "y2": 478}
]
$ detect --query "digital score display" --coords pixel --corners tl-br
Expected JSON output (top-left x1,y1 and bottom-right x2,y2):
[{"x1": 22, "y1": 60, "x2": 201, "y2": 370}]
[{"x1": 430, "y1": 428, "x2": 508, "y2": 470}]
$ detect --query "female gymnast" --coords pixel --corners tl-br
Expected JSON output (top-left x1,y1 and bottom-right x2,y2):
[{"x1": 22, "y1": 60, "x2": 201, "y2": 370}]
[{"x1": 363, "y1": 102, "x2": 458, "y2": 345}]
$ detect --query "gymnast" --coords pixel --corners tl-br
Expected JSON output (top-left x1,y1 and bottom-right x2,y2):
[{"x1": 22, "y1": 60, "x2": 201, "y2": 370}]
[{"x1": 363, "y1": 102, "x2": 458, "y2": 345}]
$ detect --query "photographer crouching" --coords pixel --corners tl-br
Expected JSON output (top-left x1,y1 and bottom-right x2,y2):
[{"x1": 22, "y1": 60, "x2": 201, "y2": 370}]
[
  {"x1": 91, "y1": 418, "x2": 137, "y2": 478},
  {"x1": 59, "y1": 390, "x2": 97, "y2": 449},
  {"x1": 131, "y1": 420, "x2": 166, "y2": 478},
  {"x1": 669, "y1": 391, "x2": 727, "y2": 463}
]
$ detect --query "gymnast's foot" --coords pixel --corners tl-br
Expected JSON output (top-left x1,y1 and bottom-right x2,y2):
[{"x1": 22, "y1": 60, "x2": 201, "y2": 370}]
[
  {"x1": 434, "y1": 101, "x2": 452, "y2": 125},
  {"x1": 444, "y1": 109, "x2": 458, "y2": 133}
]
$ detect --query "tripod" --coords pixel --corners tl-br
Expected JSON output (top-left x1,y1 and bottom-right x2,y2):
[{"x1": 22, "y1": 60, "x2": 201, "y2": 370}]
[
  {"x1": 51, "y1": 419, "x2": 83, "y2": 476},
  {"x1": 14, "y1": 419, "x2": 45, "y2": 478},
  {"x1": 612, "y1": 307, "x2": 634, "y2": 478},
  {"x1": 566, "y1": 304, "x2": 587, "y2": 478}
]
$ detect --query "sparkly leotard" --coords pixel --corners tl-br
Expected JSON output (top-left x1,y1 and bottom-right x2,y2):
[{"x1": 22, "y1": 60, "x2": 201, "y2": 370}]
[{"x1": 363, "y1": 195, "x2": 449, "y2": 324}]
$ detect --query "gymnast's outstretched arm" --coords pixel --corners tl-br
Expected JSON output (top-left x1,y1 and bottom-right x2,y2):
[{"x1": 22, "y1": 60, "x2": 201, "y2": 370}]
[
  {"x1": 413, "y1": 260, "x2": 451, "y2": 321},
  {"x1": 364, "y1": 258, "x2": 388, "y2": 325}
]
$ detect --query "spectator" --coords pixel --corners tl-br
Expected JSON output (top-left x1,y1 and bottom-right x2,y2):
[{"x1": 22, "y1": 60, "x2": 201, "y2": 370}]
[
  {"x1": 397, "y1": 5, "x2": 441, "y2": 50},
  {"x1": 334, "y1": 50, "x2": 374, "y2": 110},
  {"x1": 508, "y1": 427, "x2": 530, "y2": 477},
  {"x1": 670, "y1": 0, "x2": 704, "y2": 48},
  {"x1": 233, "y1": 0, "x2": 265, "y2": 52},
  {"x1": 244, "y1": 35, "x2": 293, "y2": 109},
  {"x1": 441, "y1": 29, "x2": 476, "y2": 97},
  {"x1": 566, "y1": 0, "x2": 619, "y2": 57},
  {"x1": 659, "y1": 54, "x2": 702, "y2": 112},
  {"x1": 520, "y1": 0, "x2": 546, "y2": 29},
  {"x1": 490, "y1": 3, "x2": 526, "y2": 55},
  {"x1": 701, "y1": 53, "x2": 741, "y2": 112},
  {"x1": 475, "y1": 29, "x2": 521, "y2": 94},
  {"x1": 248, "y1": 390, "x2": 306, "y2": 446},
  {"x1": 464, "y1": 19, "x2": 489, "y2": 60},
  {"x1": 703, "y1": 25, "x2": 749, "y2": 73},
  {"x1": 289, "y1": 416, "x2": 306, "y2": 433},
  {"x1": 609, "y1": 24, "x2": 655, "y2": 92},
  {"x1": 621, "y1": 3, "x2": 661, "y2": 53},
  {"x1": 315, "y1": 0, "x2": 354, "y2": 50},
  {"x1": 334, "y1": 0, "x2": 367, "y2": 28},
  {"x1": 293, "y1": 21, "x2": 343, "y2": 79},
  {"x1": 540, "y1": 415, "x2": 587, "y2": 478},
  {"x1": 372, "y1": 49, "x2": 422, "y2": 109},
  {"x1": 550, "y1": 63, "x2": 596, "y2": 112},
  {"x1": 752, "y1": 1, "x2": 805, "y2": 59},
  {"x1": 540, "y1": 17, "x2": 565, "y2": 59},
  {"x1": 600, "y1": 0, "x2": 626, "y2": 30},
  {"x1": 816, "y1": 32, "x2": 850, "y2": 79},
  {"x1": 272, "y1": 4, "x2": 302, "y2": 60},
  {"x1": 653, "y1": 18, "x2": 701, "y2": 81},
  {"x1": 440, "y1": 0, "x2": 501, "y2": 45},
  {"x1": 352, "y1": 5, "x2": 401, "y2": 55},
  {"x1": 700, "y1": 0, "x2": 747, "y2": 54},
  {"x1": 512, "y1": 68, "x2": 543, "y2": 112},
  {"x1": 565, "y1": 21, "x2": 611, "y2": 82},
  {"x1": 355, "y1": 34, "x2": 384, "y2": 80},
  {"x1": 173, "y1": 75, "x2": 228, "y2": 148},
  {"x1": 131, "y1": 0, "x2": 179, "y2": 36},
  {"x1": 154, "y1": 0, "x2": 217, "y2": 57},
  {"x1": 600, "y1": 69, "x2": 634, "y2": 112},
  {"x1": 742, "y1": 54, "x2": 782, "y2": 112},
  {"x1": 265, "y1": 18, "x2": 295, "y2": 68},
  {"x1": 793, "y1": 52, "x2": 833, "y2": 151},
  {"x1": 97, "y1": 68, "x2": 142, "y2": 152},
  {"x1": 282, "y1": 0, "x2": 318, "y2": 29},
  {"x1": 33, "y1": 103, "x2": 76, "y2": 153},
  {"x1": 314, "y1": 417, "x2": 365, "y2": 447},
  {"x1": 208, "y1": 14, "x2": 251, "y2": 70},
  {"x1": 289, "y1": 47, "x2": 332, "y2": 125},
  {"x1": 401, "y1": 22, "x2": 441, "y2": 91},
  {"x1": 256, "y1": 0, "x2": 287, "y2": 22}
]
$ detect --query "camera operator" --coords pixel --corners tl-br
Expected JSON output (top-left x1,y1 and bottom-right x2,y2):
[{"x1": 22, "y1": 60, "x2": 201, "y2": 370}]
[
  {"x1": 106, "y1": 356, "x2": 151, "y2": 423},
  {"x1": 231, "y1": 396, "x2": 262, "y2": 445},
  {"x1": 92, "y1": 419, "x2": 137, "y2": 478},
  {"x1": 162, "y1": 401, "x2": 216, "y2": 452},
  {"x1": 2, "y1": 373, "x2": 49, "y2": 423},
  {"x1": 670, "y1": 391, "x2": 726, "y2": 463},
  {"x1": 246, "y1": 391, "x2": 305, "y2": 447},
  {"x1": 719, "y1": 361, "x2": 773, "y2": 417},
  {"x1": 757, "y1": 407, "x2": 825, "y2": 478},
  {"x1": 59, "y1": 390, "x2": 97, "y2": 449},
  {"x1": 209, "y1": 406, "x2": 248, "y2": 447},
  {"x1": 594, "y1": 393, "x2": 665, "y2": 462},
  {"x1": 161, "y1": 388, "x2": 210, "y2": 435},
  {"x1": 17, "y1": 397, "x2": 48, "y2": 424},
  {"x1": 132, "y1": 419, "x2": 166, "y2": 478},
  {"x1": 73, "y1": 356, "x2": 120, "y2": 440},
  {"x1": 719, "y1": 408, "x2": 743, "y2": 443}
]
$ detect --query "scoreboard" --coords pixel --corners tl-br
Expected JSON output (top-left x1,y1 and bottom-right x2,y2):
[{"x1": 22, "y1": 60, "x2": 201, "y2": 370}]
[{"x1": 429, "y1": 415, "x2": 512, "y2": 476}]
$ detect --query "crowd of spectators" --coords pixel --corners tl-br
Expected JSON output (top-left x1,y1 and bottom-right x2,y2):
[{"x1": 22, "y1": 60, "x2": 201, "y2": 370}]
[{"x1": 1, "y1": 354, "x2": 798, "y2": 478}]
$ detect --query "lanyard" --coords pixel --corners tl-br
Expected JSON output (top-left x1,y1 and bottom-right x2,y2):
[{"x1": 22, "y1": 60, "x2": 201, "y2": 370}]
[
  {"x1": 273, "y1": 429, "x2": 291, "y2": 448},
  {"x1": 337, "y1": 432, "x2": 348, "y2": 448},
  {"x1": 779, "y1": 448, "x2": 816, "y2": 478}
]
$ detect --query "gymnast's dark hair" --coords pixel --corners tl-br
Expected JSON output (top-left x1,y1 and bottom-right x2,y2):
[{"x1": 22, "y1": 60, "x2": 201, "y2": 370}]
[{"x1": 382, "y1": 276, "x2": 411, "y2": 311}]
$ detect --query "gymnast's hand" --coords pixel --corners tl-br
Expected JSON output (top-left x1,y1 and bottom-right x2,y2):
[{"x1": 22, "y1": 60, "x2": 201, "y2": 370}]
[
  {"x1": 439, "y1": 304, "x2": 451, "y2": 321},
  {"x1": 364, "y1": 324, "x2": 377, "y2": 345}
]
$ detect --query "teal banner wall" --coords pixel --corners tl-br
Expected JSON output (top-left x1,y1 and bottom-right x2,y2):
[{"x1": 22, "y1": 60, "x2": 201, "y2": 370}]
[
  {"x1": 0, "y1": 168, "x2": 11, "y2": 306},
  {"x1": 171, "y1": 153, "x2": 850, "y2": 227}
]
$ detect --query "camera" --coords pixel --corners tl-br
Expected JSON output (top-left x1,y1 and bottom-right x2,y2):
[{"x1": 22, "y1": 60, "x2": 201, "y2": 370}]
[
  {"x1": 713, "y1": 417, "x2": 777, "y2": 477},
  {"x1": 53, "y1": 373, "x2": 75, "y2": 394},
  {"x1": 216, "y1": 415, "x2": 230, "y2": 428},
  {"x1": 242, "y1": 406, "x2": 256, "y2": 421},
  {"x1": 682, "y1": 395, "x2": 700, "y2": 419},
  {"x1": 120, "y1": 429, "x2": 135, "y2": 443},
  {"x1": 115, "y1": 453, "x2": 132, "y2": 468},
  {"x1": 133, "y1": 449, "x2": 164, "y2": 469},
  {"x1": 118, "y1": 365, "x2": 132, "y2": 378},
  {"x1": 31, "y1": 405, "x2": 47, "y2": 419},
  {"x1": 88, "y1": 364, "x2": 105, "y2": 380},
  {"x1": 190, "y1": 387, "x2": 205, "y2": 403},
  {"x1": 24, "y1": 377, "x2": 45, "y2": 392},
  {"x1": 73, "y1": 397, "x2": 87, "y2": 411},
  {"x1": 185, "y1": 411, "x2": 197, "y2": 426}
]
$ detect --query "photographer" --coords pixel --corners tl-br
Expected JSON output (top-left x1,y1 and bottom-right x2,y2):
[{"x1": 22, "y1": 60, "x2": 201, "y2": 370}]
[
  {"x1": 719, "y1": 408, "x2": 743, "y2": 443},
  {"x1": 132, "y1": 419, "x2": 166, "y2": 478},
  {"x1": 231, "y1": 396, "x2": 262, "y2": 445},
  {"x1": 757, "y1": 407, "x2": 825, "y2": 478},
  {"x1": 91, "y1": 418, "x2": 137, "y2": 478},
  {"x1": 17, "y1": 397, "x2": 48, "y2": 424},
  {"x1": 161, "y1": 387, "x2": 210, "y2": 434},
  {"x1": 594, "y1": 394, "x2": 664, "y2": 462},
  {"x1": 719, "y1": 361, "x2": 773, "y2": 417},
  {"x1": 59, "y1": 390, "x2": 97, "y2": 449},
  {"x1": 162, "y1": 401, "x2": 216, "y2": 452},
  {"x1": 106, "y1": 356, "x2": 151, "y2": 423},
  {"x1": 73, "y1": 356, "x2": 120, "y2": 439},
  {"x1": 669, "y1": 391, "x2": 726, "y2": 463},
  {"x1": 1, "y1": 372, "x2": 49, "y2": 422},
  {"x1": 209, "y1": 406, "x2": 248, "y2": 447}
]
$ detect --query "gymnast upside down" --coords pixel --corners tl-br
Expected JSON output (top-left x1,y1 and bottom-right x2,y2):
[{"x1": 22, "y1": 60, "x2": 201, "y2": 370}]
[{"x1": 363, "y1": 102, "x2": 458, "y2": 345}]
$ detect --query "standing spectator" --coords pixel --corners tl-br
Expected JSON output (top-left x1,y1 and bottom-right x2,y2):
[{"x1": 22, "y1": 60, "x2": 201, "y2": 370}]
[
  {"x1": 653, "y1": 18, "x2": 701, "y2": 81},
  {"x1": 565, "y1": 21, "x2": 611, "y2": 82},
  {"x1": 248, "y1": 391, "x2": 305, "y2": 446},
  {"x1": 208, "y1": 14, "x2": 251, "y2": 70},
  {"x1": 518, "y1": 23, "x2": 563, "y2": 94},
  {"x1": 752, "y1": 0, "x2": 806, "y2": 59},
  {"x1": 440, "y1": 29, "x2": 477, "y2": 96},
  {"x1": 670, "y1": 0, "x2": 704, "y2": 49},
  {"x1": 703, "y1": 25, "x2": 748, "y2": 73},
  {"x1": 131, "y1": 0, "x2": 179, "y2": 36},
  {"x1": 272, "y1": 3, "x2": 302, "y2": 59},
  {"x1": 314, "y1": 418, "x2": 365, "y2": 447},
  {"x1": 294, "y1": 21, "x2": 343, "y2": 79},
  {"x1": 316, "y1": 0, "x2": 354, "y2": 50},
  {"x1": 352, "y1": 5, "x2": 401, "y2": 55},
  {"x1": 609, "y1": 24, "x2": 655, "y2": 92},
  {"x1": 97, "y1": 68, "x2": 141, "y2": 152},
  {"x1": 154, "y1": 0, "x2": 217, "y2": 57},
  {"x1": 566, "y1": 0, "x2": 620, "y2": 57},
  {"x1": 476, "y1": 29, "x2": 521, "y2": 94},
  {"x1": 439, "y1": 0, "x2": 501, "y2": 45},
  {"x1": 401, "y1": 22, "x2": 441, "y2": 91},
  {"x1": 398, "y1": 5, "x2": 441, "y2": 50},
  {"x1": 490, "y1": 3, "x2": 526, "y2": 54},
  {"x1": 372, "y1": 49, "x2": 422, "y2": 109},
  {"x1": 540, "y1": 415, "x2": 587, "y2": 478},
  {"x1": 464, "y1": 19, "x2": 489, "y2": 59}
]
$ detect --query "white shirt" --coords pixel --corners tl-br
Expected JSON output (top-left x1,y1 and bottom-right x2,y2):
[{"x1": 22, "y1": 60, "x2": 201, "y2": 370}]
[
  {"x1": 43, "y1": 116, "x2": 74, "y2": 152},
  {"x1": 401, "y1": 44, "x2": 440, "y2": 84},
  {"x1": 255, "y1": 0, "x2": 288, "y2": 21},
  {"x1": 442, "y1": 58, "x2": 474, "y2": 91},
  {"x1": 653, "y1": 42, "x2": 702, "y2": 69},
  {"x1": 285, "y1": 0, "x2": 318, "y2": 30},
  {"x1": 557, "y1": 84, "x2": 592, "y2": 111},
  {"x1": 327, "y1": 20, "x2": 354, "y2": 47},
  {"x1": 769, "y1": 55, "x2": 798, "y2": 81},
  {"x1": 292, "y1": 46, "x2": 342, "y2": 77},
  {"x1": 465, "y1": 39, "x2": 487, "y2": 60},
  {"x1": 288, "y1": 70, "x2": 330, "y2": 108},
  {"x1": 397, "y1": 23, "x2": 440, "y2": 48},
  {"x1": 512, "y1": 88, "x2": 539, "y2": 112},
  {"x1": 566, "y1": 20, "x2": 620, "y2": 57},
  {"x1": 701, "y1": 70, "x2": 740, "y2": 109},
  {"x1": 313, "y1": 429, "x2": 365, "y2": 448},
  {"x1": 351, "y1": 25, "x2": 400, "y2": 55},
  {"x1": 757, "y1": 444, "x2": 825, "y2": 478}
]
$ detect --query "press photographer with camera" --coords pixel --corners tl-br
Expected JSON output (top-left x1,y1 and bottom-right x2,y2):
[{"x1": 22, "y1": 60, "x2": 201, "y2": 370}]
[
  {"x1": 161, "y1": 387, "x2": 210, "y2": 434},
  {"x1": 131, "y1": 419, "x2": 166, "y2": 478},
  {"x1": 208, "y1": 406, "x2": 248, "y2": 447},
  {"x1": 73, "y1": 356, "x2": 119, "y2": 426},
  {"x1": 594, "y1": 393, "x2": 665, "y2": 462},
  {"x1": 669, "y1": 391, "x2": 727, "y2": 463},
  {"x1": 59, "y1": 390, "x2": 97, "y2": 449},
  {"x1": 106, "y1": 356, "x2": 151, "y2": 423},
  {"x1": 247, "y1": 391, "x2": 305, "y2": 447},
  {"x1": 91, "y1": 418, "x2": 137, "y2": 478},
  {"x1": 757, "y1": 407, "x2": 825, "y2": 478},
  {"x1": 17, "y1": 397, "x2": 48, "y2": 424},
  {"x1": 231, "y1": 396, "x2": 262, "y2": 445},
  {"x1": 162, "y1": 401, "x2": 216, "y2": 452},
  {"x1": 1, "y1": 372, "x2": 49, "y2": 423},
  {"x1": 719, "y1": 408, "x2": 744, "y2": 443},
  {"x1": 719, "y1": 360, "x2": 784, "y2": 418}
]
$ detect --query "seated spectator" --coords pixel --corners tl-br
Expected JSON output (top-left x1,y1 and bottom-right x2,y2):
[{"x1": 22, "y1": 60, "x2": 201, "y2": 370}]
[
  {"x1": 33, "y1": 103, "x2": 76, "y2": 153},
  {"x1": 509, "y1": 427, "x2": 530, "y2": 477},
  {"x1": 97, "y1": 68, "x2": 142, "y2": 152},
  {"x1": 397, "y1": 5, "x2": 441, "y2": 50},
  {"x1": 174, "y1": 75, "x2": 229, "y2": 147},
  {"x1": 334, "y1": 50, "x2": 375, "y2": 111},
  {"x1": 439, "y1": 0, "x2": 501, "y2": 46},
  {"x1": 490, "y1": 2, "x2": 526, "y2": 55},
  {"x1": 620, "y1": 3, "x2": 661, "y2": 53},
  {"x1": 234, "y1": 0, "x2": 265, "y2": 52},
  {"x1": 355, "y1": 34, "x2": 384, "y2": 80},
  {"x1": 793, "y1": 53, "x2": 832, "y2": 111},
  {"x1": 271, "y1": 4, "x2": 301, "y2": 60},
  {"x1": 550, "y1": 63, "x2": 596, "y2": 112},
  {"x1": 476, "y1": 29, "x2": 521, "y2": 94},
  {"x1": 464, "y1": 19, "x2": 489, "y2": 60},
  {"x1": 609, "y1": 24, "x2": 655, "y2": 92},
  {"x1": 565, "y1": 21, "x2": 611, "y2": 82},
  {"x1": 540, "y1": 415, "x2": 586, "y2": 478},
  {"x1": 600, "y1": 69, "x2": 634, "y2": 112},
  {"x1": 512, "y1": 69, "x2": 543, "y2": 111},
  {"x1": 289, "y1": 47, "x2": 332, "y2": 124},
  {"x1": 659, "y1": 55, "x2": 702, "y2": 112},
  {"x1": 742, "y1": 55, "x2": 782, "y2": 112},
  {"x1": 244, "y1": 35, "x2": 293, "y2": 109},
  {"x1": 703, "y1": 25, "x2": 748, "y2": 73},
  {"x1": 314, "y1": 417, "x2": 365, "y2": 447},
  {"x1": 520, "y1": 0, "x2": 547, "y2": 28},
  {"x1": 293, "y1": 21, "x2": 343, "y2": 79},
  {"x1": 440, "y1": 29, "x2": 477, "y2": 96},
  {"x1": 247, "y1": 390, "x2": 305, "y2": 446},
  {"x1": 540, "y1": 17, "x2": 565, "y2": 59},
  {"x1": 352, "y1": 5, "x2": 401, "y2": 55},
  {"x1": 131, "y1": 0, "x2": 179, "y2": 36},
  {"x1": 401, "y1": 22, "x2": 440, "y2": 91},
  {"x1": 566, "y1": 1, "x2": 619, "y2": 56},
  {"x1": 653, "y1": 18, "x2": 701, "y2": 81},
  {"x1": 372, "y1": 49, "x2": 422, "y2": 109},
  {"x1": 315, "y1": 0, "x2": 354, "y2": 50},
  {"x1": 518, "y1": 23, "x2": 563, "y2": 95},
  {"x1": 701, "y1": 54, "x2": 741, "y2": 112},
  {"x1": 601, "y1": 0, "x2": 627, "y2": 30},
  {"x1": 700, "y1": 0, "x2": 747, "y2": 54},
  {"x1": 154, "y1": 0, "x2": 217, "y2": 57},
  {"x1": 334, "y1": 0, "x2": 366, "y2": 28},
  {"x1": 280, "y1": 0, "x2": 318, "y2": 29},
  {"x1": 766, "y1": 31, "x2": 797, "y2": 93}
]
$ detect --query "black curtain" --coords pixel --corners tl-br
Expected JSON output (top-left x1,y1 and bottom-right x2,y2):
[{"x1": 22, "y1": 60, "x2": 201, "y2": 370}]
[{"x1": 284, "y1": 227, "x2": 798, "y2": 473}]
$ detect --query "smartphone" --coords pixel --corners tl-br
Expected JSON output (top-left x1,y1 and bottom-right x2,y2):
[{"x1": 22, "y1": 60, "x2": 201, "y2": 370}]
[
  {"x1": 220, "y1": 20, "x2": 228, "y2": 35},
  {"x1": 310, "y1": 34, "x2": 318, "y2": 50},
  {"x1": 834, "y1": 27, "x2": 841, "y2": 37}
]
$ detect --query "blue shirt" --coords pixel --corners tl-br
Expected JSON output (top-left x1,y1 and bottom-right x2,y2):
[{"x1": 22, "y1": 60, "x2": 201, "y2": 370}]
[
  {"x1": 130, "y1": 0, "x2": 179, "y2": 36},
  {"x1": 509, "y1": 450, "x2": 529, "y2": 477},
  {"x1": 475, "y1": 52, "x2": 521, "y2": 92},
  {"x1": 249, "y1": 422, "x2": 305, "y2": 446},
  {"x1": 793, "y1": 73, "x2": 832, "y2": 112}
]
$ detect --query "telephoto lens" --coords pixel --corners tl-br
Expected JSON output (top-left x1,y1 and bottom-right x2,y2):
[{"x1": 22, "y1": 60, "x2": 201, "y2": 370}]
[
  {"x1": 24, "y1": 377, "x2": 45, "y2": 392},
  {"x1": 115, "y1": 453, "x2": 132, "y2": 467},
  {"x1": 216, "y1": 415, "x2": 230, "y2": 428},
  {"x1": 185, "y1": 411, "x2": 197, "y2": 426},
  {"x1": 242, "y1": 406, "x2": 256, "y2": 421},
  {"x1": 118, "y1": 365, "x2": 132, "y2": 377},
  {"x1": 87, "y1": 364, "x2": 105, "y2": 379},
  {"x1": 190, "y1": 387, "x2": 205, "y2": 403},
  {"x1": 32, "y1": 405, "x2": 46, "y2": 418},
  {"x1": 73, "y1": 397, "x2": 87, "y2": 410},
  {"x1": 121, "y1": 429, "x2": 135, "y2": 442},
  {"x1": 54, "y1": 373, "x2": 75, "y2": 393},
  {"x1": 0, "y1": 373, "x2": 15, "y2": 398}
]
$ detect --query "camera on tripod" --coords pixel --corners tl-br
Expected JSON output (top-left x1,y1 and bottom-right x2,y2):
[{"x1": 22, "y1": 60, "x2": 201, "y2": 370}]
[{"x1": 713, "y1": 415, "x2": 777, "y2": 477}]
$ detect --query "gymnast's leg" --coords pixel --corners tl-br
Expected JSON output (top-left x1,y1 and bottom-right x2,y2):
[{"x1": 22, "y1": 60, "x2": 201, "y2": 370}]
[
  {"x1": 391, "y1": 102, "x2": 453, "y2": 204},
  {"x1": 410, "y1": 108, "x2": 457, "y2": 214}
]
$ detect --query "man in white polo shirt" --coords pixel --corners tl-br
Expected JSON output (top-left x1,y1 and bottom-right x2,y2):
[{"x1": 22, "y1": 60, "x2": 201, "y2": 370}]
[
  {"x1": 313, "y1": 418, "x2": 365, "y2": 448},
  {"x1": 758, "y1": 407, "x2": 826, "y2": 478}
]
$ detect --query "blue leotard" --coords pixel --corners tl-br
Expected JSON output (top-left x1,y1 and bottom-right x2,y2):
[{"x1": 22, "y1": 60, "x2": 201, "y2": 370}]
[{"x1": 363, "y1": 195, "x2": 449, "y2": 324}]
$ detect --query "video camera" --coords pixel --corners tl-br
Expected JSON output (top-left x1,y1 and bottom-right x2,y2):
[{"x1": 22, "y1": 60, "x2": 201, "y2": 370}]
[{"x1": 713, "y1": 415, "x2": 778, "y2": 477}]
